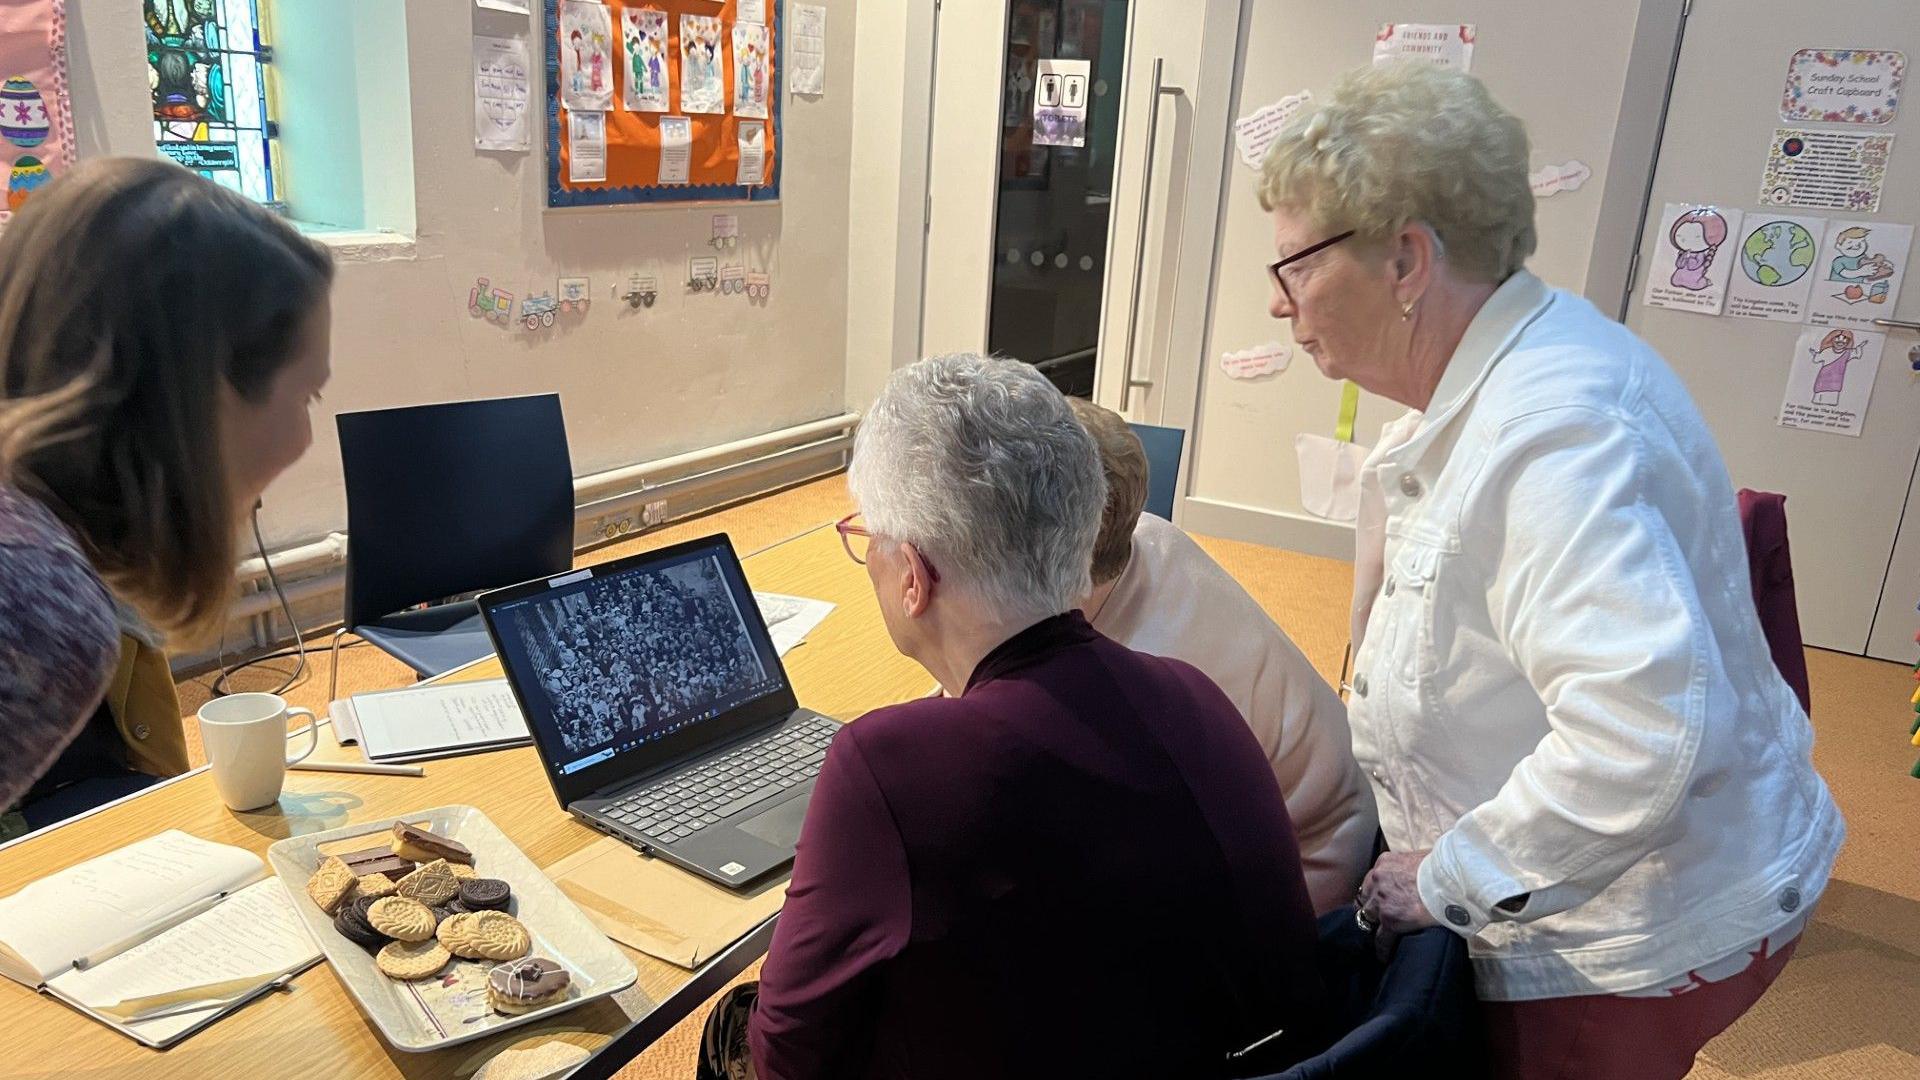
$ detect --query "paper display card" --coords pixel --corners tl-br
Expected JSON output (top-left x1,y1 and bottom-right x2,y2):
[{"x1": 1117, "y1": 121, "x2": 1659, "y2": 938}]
[
  {"x1": 1781, "y1": 49, "x2": 1904, "y2": 125},
  {"x1": 1373, "y1": 23, "x2": 1475, "y2": 71},
  {"x1": 346, "y1": 679, "x2": 529, "y2": 763},
  {"x1": 1806, "y1": 221, "x2": 1912, "y2": 329},
  {"x1": 679, "y1": 14, "x2": 726, "y2": 114},
  {"x1": 619, "y1": 8, "x2": 670, "y2": 113},
  {"x1": 790, "y1": 4, "x2": 826, "y2": 96},
  {"x1": 1296, "y1": 434, "x2": 1369, "y2": 522},
  {"x1": 1759, "y1": 128, "x2": 1894, "y2": 213},
  {"x1": 559, "y1": 1, "x2": 614, "y2": 112},
  {"x1": 1234, "y1": 91, "x2": 1312, "y2": 169},
  {"x1": 736, "y1": 0, "x2": 766, "y2": 26},
  {"x1": 568, "y1": 109, "x2": 607, "y2": 182},
  {"x1": 658, "y1": 115, "x2": 692, "y2": 184},
  {"x1": 477, "y1": 0, "x2": 532, "y2": 12},
  {"x1": 1529, "y1": 160, "x2": 1592, "y2": 198},
  {"x1": 1779, "y1": 327, "x2": 1884, "y2": 438},
  {"x1": 473, "y1": 35, "x2": 531, "y2": 152},
  {"x1": 1642, "y1": 203, "x2": 1744, "y2": 315},
  {"x1": 1725, "y1": 214, "x2": 1828, "y2": 323},
  {"x1": 1033, "y1": 58, "x2": 1091, "y2": 148},
  {"x1": 737, "y1": 121, "x2": 766, "y2": 186},
  {"x1": 733, "y1": 23, "x2": 772, "y2": 120}
]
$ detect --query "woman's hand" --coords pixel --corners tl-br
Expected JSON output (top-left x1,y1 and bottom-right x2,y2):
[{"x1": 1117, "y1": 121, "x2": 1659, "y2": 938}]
[{"x1": 1358, "y1": 850, "x2": 1440, "y2": 935}]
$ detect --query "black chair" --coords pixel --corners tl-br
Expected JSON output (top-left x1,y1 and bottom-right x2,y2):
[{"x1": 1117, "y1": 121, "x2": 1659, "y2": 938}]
[
  {"x1": 331, "y1": 394, "x2": 575, "y2": 698},
  {"x1": 1238, "y1": 907, "x2": 1485, "y2": 1079},
  {"x1": 1128, "y1": 421, "x2": 1186, "y2": 520}
]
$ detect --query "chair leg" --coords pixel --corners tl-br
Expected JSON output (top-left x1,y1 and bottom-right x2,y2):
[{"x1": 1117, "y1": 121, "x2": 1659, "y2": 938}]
[{"x1": 328, "y1": 628, "x2": 353, "y2": 702}]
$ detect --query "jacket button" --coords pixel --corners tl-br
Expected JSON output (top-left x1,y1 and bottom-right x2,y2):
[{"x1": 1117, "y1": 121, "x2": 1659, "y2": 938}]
[
  {"x1": 1780, "y1": 886, "x2": 1801, "y2": 913},
  {"x1": 1352, "y1": 674, "x2": 1369, "y2": 698},
  {"x1": 1445, "y1": 904, "x2": 1471, "y2": 927},
  {"x1": 1383, "y1": 576, "x2": 1396, "y2": 597},
  {"x1": 132, "y1": 723, "x2": 151, "y2": 741},
  {"x1": 1399, "y1": 474, "x2": 1424, "y2": 498}
]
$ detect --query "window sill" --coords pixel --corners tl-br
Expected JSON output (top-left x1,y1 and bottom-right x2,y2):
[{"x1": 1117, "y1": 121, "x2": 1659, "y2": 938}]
[{"x1": 294, "y1": 225, "x2": 418, "y2": 263}]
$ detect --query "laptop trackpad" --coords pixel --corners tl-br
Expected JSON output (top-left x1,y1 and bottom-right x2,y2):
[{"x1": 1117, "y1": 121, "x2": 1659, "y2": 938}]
[{"x1": 737, "y1": 791, "x2": 809, "y2": 849}]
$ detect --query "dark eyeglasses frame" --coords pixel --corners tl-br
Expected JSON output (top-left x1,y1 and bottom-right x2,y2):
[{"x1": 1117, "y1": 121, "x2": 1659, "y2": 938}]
[
  {"x1": 1267, "y1": 229, "x2": 1357, "y2": 306},
  {"x1": 836, "y1": 513, "x2": 940, "y2": 582}
]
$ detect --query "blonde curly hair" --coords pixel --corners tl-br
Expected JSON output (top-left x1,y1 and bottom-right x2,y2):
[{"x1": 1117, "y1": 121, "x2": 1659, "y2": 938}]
[{"x1": 1258, "y1": 63, "x2": 1536, "y2": 283}]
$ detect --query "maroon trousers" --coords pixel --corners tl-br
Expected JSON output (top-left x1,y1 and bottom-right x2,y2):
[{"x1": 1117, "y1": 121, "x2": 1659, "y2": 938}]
[{"x1": 1482, "y1": 935, "x2": 1800, "y2": 1080}]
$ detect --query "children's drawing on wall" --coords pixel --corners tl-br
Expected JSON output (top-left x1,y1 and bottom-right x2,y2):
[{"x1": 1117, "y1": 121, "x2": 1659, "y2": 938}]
[
  {"x1": 1779, "y1": 326, "x2": 1884, "y2": 437},
  {"x1": 680, "y1": 14, "x2": 725, "y2": 114},
  {"x1": 1643, "y1": 203, "x2": 1743, "y2": 315},
  {"x1": 621, "y1": 8, "x2": 670, "y2": 113},
  {"x1": 560, "y1": 0, "x2": 614, "y2": 112},
  {"x1": 1725, "y1": 215, "x2": 1826, "y2": 322},
  {"x1": 1807, "y1": 220, "x2": 1913, "y2": 328},
  {"x1": 732, "y1": 23, "x2": 770, "y2": 120}
]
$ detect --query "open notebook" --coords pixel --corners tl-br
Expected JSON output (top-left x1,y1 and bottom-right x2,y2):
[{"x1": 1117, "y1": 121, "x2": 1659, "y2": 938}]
[{"x1": 0, "y1": 830, "x2": 320, "y2": 1048}]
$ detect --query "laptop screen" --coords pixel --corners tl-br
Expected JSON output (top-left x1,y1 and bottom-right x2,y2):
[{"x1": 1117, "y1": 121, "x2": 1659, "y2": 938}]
[{"x1": 483, "y1": 537, "x2": 792, "y2": 791}]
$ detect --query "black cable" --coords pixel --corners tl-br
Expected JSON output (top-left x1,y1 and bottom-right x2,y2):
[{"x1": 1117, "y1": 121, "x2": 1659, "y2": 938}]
[{"x1": 212, "y1": 507, "x2": 308, "y2": 697}]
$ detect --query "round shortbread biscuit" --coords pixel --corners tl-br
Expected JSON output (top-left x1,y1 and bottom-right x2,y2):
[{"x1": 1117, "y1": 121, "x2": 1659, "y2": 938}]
[
  {"x1": 376, "y1": 938, "x2": 451, "y2": 981},
  {"x1": 367, "y1": 897, "x2": 437, "y2": 942},
  {"x1": 396, "y1": 859, "x2": 460, "y2": 907},
  {"x1": 437, "y1": 910, "x2": 532, "y2": 961}
]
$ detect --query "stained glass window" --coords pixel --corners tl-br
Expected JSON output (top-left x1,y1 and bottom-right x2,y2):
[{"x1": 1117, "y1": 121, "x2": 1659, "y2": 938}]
[{"x1": 146, "y1": 0, "x2": 278, "y2": 207}]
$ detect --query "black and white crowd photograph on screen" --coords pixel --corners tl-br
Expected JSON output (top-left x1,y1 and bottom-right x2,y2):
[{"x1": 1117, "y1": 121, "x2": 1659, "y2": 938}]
[{"x1": 507, "y1": 558, "x2": 768, "y2": 753}]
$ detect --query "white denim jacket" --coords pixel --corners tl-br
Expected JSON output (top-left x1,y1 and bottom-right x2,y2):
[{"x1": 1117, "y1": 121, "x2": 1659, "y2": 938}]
[{"x1": 1349, "y1": 271, "x2": 1844, "y2": 1001}]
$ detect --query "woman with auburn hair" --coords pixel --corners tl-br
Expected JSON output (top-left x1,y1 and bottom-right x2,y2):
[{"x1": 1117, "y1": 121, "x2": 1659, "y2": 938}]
[{"x1": 0, "y1": 157, "x2": 334, "y2": 830}]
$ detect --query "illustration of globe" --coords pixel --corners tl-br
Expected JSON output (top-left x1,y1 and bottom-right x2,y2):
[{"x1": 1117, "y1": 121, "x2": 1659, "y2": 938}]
[{"x1": 1740, "y1": 220, "x2": 1817, "y2": 287}]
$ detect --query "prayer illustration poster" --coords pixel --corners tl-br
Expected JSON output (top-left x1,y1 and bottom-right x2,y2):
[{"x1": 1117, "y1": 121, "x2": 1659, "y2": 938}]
[
  {"x1": 1724, "y1": 214, "x2": 1826, "y2": 323},
  {"x1": 1759, "y1": 128, "x2": 1893, "y2": 212},
  {"x1": 1642, "y1": 203, "x2": 1744, "y2": 315},
  {"x1": 1781, "y1": 48, "x2": 1904, "y2": 125},
  {"x1": 0, "y1": 0, "x2": 77, "y2": 224},
  {"x1": 1373, "y1": 23, "x2": 1475, "y2": 71},
  {"x1": 732, "y1": 23, "x2": 770, "y2": 120},
  {"x1": 680, "y1": 14, "x2": 725, "y2": 114},
  {"x1": 1779, "y1": 327, "x2": 1884, "y2": 438},
  {"x1": 1806, "y1": 220, "x2": 1912, "y2": 329},
  {"x1": 559, "y1": 0, "x2": 614, "y2": 112},
  {"x1": 620, "y1": 8, "x2": 669, "y2": 113}
]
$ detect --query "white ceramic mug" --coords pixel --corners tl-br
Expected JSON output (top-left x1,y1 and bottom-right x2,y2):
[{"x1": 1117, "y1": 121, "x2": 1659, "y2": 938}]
[{"x1": 197, "y1": 693, "x2": 319, "y2": 811}]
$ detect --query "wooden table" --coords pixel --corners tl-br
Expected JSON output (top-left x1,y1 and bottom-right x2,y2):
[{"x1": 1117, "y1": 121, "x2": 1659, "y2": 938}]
[{"x1": 0, "y1": 525, "x2": 929, "y2": 1080}]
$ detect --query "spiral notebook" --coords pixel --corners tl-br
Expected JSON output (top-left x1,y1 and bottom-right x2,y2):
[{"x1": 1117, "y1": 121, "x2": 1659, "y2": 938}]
[{"x1": 0, "y1": 831, "x2": 320, "y2": 1048}]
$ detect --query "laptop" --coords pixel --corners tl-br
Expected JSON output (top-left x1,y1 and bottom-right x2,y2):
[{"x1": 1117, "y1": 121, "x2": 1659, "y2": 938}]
[{"x1": 477, "y1": 533, "x2": 838, "y2": 889}]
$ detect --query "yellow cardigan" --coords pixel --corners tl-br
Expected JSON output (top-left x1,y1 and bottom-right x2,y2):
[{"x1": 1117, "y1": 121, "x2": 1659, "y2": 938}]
[{"x1": 104, "y1": 630, "x2": 189, "y2": 778}]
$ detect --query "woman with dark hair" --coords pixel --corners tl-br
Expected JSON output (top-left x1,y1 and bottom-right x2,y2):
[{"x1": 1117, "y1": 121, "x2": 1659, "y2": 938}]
[{"x1": 0, "y1": 157, "x2": 334, "y2": 829}]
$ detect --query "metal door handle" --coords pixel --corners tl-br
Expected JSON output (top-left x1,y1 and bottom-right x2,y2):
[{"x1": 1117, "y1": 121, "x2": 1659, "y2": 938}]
[
  {"x1": 1872, "y1": 318, "x2": 1920, "y2": 332},
  {"x1": 1119, "y1": 57, "x2": 1184, "y2": 412}
]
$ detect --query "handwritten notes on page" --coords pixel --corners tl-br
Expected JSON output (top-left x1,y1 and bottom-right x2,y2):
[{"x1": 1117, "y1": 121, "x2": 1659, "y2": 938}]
[{"x1": 349, "y1": 679, "x2": 530, "y2": 763}]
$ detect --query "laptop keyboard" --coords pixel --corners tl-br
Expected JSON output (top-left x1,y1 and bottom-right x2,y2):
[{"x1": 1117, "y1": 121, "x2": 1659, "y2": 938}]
[{"x1": 603, "y1": 714, "x2": 839, "y2": 844}]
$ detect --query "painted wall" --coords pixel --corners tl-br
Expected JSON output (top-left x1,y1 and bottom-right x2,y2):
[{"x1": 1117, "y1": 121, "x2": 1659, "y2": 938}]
[{"x1": 63, "y1": 0, "x2": 858, "y2": 549}]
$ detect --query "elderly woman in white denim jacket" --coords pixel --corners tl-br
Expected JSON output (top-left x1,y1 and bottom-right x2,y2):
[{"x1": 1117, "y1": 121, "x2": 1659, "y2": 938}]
[{"x1": 1256, "y1": 63, "x2": 1844, "y2": 1080}]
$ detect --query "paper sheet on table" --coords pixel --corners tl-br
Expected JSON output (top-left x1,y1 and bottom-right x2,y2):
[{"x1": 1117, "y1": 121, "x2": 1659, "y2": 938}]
[
  {"x1": 790, "y1": 4, "x2": 826, "y2": 95},
  {"x1": 1296, "y1": 433, "x2": 1369, "y2": 522},
  {"x1": 755, "y1": 592, "x2": 834, "y2": 656},
  {"x1": 547, "y1": 838, "x2": 785, "y2": 969},
  {"x1": 348, "y1": 679, "x2": 529, "y2": 762},
  {"x1": 47, "y1": 878, "x2": 319, "y2": 1048},
  {"x1": 473, "y1": 35, "x2": 531, "y2": 152}
]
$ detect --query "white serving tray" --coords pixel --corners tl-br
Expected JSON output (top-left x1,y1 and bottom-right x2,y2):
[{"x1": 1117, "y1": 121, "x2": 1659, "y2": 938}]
[{"x1": 267, "y1": 804, "x2": 637, "y2": 1052}]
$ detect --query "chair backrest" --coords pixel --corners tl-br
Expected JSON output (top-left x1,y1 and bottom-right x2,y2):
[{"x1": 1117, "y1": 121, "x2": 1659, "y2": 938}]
[
  {"x1": 337, "y1": 394, "x2": 575, "y2": 627},
  {"x1": 1127, "y1": 421, "x2": 1187, "y2": 521}
]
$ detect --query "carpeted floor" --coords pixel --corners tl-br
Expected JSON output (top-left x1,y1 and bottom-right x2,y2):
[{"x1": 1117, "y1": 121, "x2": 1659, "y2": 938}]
[{"x1": 176, "y1": 474, "x2": 1920, "y2": 1078}]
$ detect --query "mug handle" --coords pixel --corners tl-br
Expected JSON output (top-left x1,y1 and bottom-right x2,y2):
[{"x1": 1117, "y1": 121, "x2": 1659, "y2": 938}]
[{"x1": 284, "y1": 707, "x2": 319, "y2": 766}]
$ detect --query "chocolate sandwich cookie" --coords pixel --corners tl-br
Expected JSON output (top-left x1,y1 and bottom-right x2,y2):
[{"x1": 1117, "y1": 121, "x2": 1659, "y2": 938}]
[
  {"x1": 456, "y1": 878, "x2": 513, "y2": 913},
  {"x1": 337, "y1": 844, "x2": 417, "y2": 880},
  {"x1": 487, "y1": 957, "x2": 570, "y2": 1015},
  {"x1": 390, "y1": 822, "x2": 474, "y2": 866},
  {"x1": 333, "y1": 895, "x2": 390, "y2": 951}
]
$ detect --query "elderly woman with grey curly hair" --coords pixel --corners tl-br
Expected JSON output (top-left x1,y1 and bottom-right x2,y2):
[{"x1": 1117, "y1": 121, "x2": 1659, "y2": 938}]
[
  {"x1": 722, "y1": 354, "x2": 1327, "y2": 1079},
  {"x1": 1254, "y1": 62, "x2": 1844, "y2": 1079}
]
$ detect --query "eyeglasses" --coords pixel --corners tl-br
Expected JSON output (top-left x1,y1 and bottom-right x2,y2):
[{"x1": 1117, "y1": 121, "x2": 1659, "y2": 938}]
[
  {"x1": 1267, "y1": 229, "x2": 1356, "y2": 307},
  {"x1": 836, "y1": 513, "x2": 939, "y2": 581}
]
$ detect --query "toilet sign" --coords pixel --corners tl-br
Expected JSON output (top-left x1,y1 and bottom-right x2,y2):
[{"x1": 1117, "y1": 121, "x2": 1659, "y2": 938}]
[{"x1": 1033, "y1": 58, "x2": 1090, "y2": 148}]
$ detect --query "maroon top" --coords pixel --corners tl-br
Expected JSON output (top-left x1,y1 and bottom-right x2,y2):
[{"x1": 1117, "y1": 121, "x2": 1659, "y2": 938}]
[
  {"x1": 749, "y1": 613, "x2": 1326, "y2": 1079},
  {"x1": 1736, "y1": 489, "x2": 1812, "y2": 716}
]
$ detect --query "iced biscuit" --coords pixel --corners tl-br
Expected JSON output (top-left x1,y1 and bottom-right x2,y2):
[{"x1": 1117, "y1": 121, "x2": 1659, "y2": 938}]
[{"x1": 487, "y1": 957, "x2": 570, "y2": 1014}]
